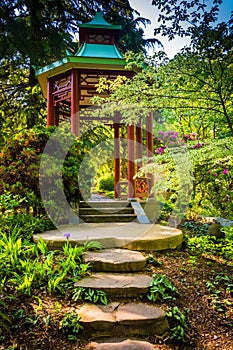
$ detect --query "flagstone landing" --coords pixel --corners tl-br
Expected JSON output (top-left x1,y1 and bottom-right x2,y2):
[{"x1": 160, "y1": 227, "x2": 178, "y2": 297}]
[{"x1": 33, "y1": 222, "x2": 183, "y2": 251}]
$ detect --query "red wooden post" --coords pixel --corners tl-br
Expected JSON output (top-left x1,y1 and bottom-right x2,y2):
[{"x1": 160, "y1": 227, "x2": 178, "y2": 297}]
[
  {"x1": 128, "y1": 124, "x2": 136, "y2": 198},
  {"x1": 55, "y1": 105, "x2": 59, "y2": 126},
  {"x1": 71, "y1": 69, "x2": 80, "y2": 136},
  {"x1": 47, "y1": 78, "x2": 55, "y2": 126},
  {"x1": 146, "y1": 112, "x2": 154, "y2": 196},
  {"x1": 136, "y1": 118, "x2": 143, "y2": 170},
  {"x1": 114, "y1": 120, "x2": 120, "y2": 199}
]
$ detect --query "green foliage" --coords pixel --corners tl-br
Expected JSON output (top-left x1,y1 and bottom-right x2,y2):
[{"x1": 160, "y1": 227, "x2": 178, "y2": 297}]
[
  {"x1": 0, "y1": 1, "x2": 153, "y2": 136},
  {"x1": 206, "y1": 271, "x2": 233, "y2": 315},
  {"x1": 182, "y1": 222, "x2": 209, "y2": 237},
  {"x1": 159, "y1": 202, "x2": 174, "y2": 221},
  {"x1": 104, "y1": 191, "x2": 115, "y2": 199},
  {"x1": 97, "y1": 175, "x2": 114, "y2": 192},
  {"x1": 0, "y1": 228, "x2": 91, "y2": 297},
  {"x1": 186, "y1": 226, "x2": 233, "y2": 261},
  {"x1": 0, "y1": 125, "x2": 53, "y2": 216},
  {"x1": 147, "y1": 274, "x2": 179, "y2": 302},
  {"x1": 0, "y1": 124, "x2": 113, "y2": 224},
  {"x1": 166, "y1": 306, "x2": 189, "y2": 343},
  {"x1": 189, "y1": 138, "x2": 233, "y2": 218},
  {"x1": 83, "y1": 240, "x2": 103, "y2": 251},
  {"x1": 0, "y1": 213, "x2": 55, "y2": 242},
  {"x1": 72, "y1": 288, "x2": 108, "y2": 305},
  {"x1": 59, "y1": 312, "x2": 83, "y2": 340}
]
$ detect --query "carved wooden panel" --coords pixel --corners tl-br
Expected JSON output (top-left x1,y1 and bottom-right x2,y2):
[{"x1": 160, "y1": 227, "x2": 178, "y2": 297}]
[
  {"x1": 116, "y1": 181, "x2": 128, "y2": 199},
  {"x1": 88, "y1": 34, "x2": 111, "y2": 44},
  {"x1": 79, "y1": 72, "x2": 119, "y2": 106},
  {"x1": 135, "y1": 177, "x2": 149, "y2": 199},
  {"x1": 52, "y1": 74, "x2": 71, "y2": 105}
]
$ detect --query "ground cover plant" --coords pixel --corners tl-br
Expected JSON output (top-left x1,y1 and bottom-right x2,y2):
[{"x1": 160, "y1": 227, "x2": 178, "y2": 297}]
[{"x1": 0, "y1": 216, "x2": 232, "y2": 349}]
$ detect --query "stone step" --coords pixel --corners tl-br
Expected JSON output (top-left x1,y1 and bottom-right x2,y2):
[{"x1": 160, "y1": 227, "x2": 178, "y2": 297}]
[
  {"x1": 83, "y1": 249, "x2": 147, "y2": 272},
  {"x1": 79, "y1": 201, "x2": 131, "y2": 208},
  {"x1": 85, "y1": 339, "x2": 159, "y2": 349},
  {"x1": 79, "y1": 214, "x2": 136, "y2": 223},
  {"x1": 77, "y1": 302, "x2": 169, "y2": 338},
  {"x1": 74, "y1": 273, "x2": 152, "y2": 297},
  {"x1": 79, "y1": 207, "x2": 134, "y2": 215}
]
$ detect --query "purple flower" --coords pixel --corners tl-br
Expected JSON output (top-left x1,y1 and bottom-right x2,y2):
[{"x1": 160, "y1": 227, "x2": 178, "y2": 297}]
[
  {"x1": 172, "y1": 132, "x2": 179, "y2": 138},
  {"x1": 156, "y1": 147, "x2": 165, "y2": 155},
  {"x1": 223, "y1": 168, "x2": 228, "y2": 175},
  {"x1": 197, "y1": 142, "x2": 202, "y2": 148},
  {"x1": 64, "y1": 233, "x2": 71, "y2": 239},
  {"x1": 213, "y1": 173, "x2": 218, "y2": 177}
]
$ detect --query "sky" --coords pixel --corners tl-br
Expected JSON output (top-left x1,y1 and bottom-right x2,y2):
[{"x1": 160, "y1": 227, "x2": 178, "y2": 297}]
[{"x1": 129, "y1": 0, "x2": 233, "y2": 57}]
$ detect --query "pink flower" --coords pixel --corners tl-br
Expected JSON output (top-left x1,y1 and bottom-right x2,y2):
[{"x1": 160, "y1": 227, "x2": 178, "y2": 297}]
[
  {"x1": 213, "y1": 173, "x2": 218, "y2": 177},
  {"x1": 156, "y1": 147, "x2": 165, "y2": 155},
  {"x1": 223, "y1": 168, "x2": 228, "y2": 175}
]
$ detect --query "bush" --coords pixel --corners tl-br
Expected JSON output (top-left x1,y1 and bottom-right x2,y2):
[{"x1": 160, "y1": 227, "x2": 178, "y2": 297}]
[
  {"x1": 97, "y1": 176, "x2": 114, "y2": 192},
  {"x1": 0, "y1": 124, "x2": 112, "y2": 223},
  {"x1": 189, "y1": 137, "x2": 233, "y2": 219},
  {"x1": 185, "y1": 226, "x2": 233, "y2": 261}
]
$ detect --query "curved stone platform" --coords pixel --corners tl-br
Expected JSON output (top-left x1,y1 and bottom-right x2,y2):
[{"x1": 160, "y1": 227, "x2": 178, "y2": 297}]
[{"x1": 33, "y1": 222, "x2": 183, "y2": 251}]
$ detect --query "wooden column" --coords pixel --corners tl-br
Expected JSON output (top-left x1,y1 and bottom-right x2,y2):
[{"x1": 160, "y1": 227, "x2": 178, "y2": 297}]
[
  {"x1": 136, "y1": 118, "x2": 143, "y2": 170},
  {"x1": 114, "y1": 119, "x2": 120, "y2": 199},
  {"x1": 55, "y1": 104, "x2": 60, "y2": 126},
  {"x1": 47, "y1": 78, "x2": 55, "y2": 126},
  {"x1": 146, "y1": 112, "x2": 154, "y2": 196},
  {"x1": 71, "y1": 69, "x2": 80, "y2": 136},
  {"x1": 128, "y1": 124, "x2": 136, "y2": 199}
]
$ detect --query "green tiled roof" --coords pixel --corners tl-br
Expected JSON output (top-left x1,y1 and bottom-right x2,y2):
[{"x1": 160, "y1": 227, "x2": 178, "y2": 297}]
[
  {"x1": 75, "y1": 43, "x2": 123, "y2": 59},
  {"x1": 79, "y1": 12, "x2": 121, "y2": 30}
]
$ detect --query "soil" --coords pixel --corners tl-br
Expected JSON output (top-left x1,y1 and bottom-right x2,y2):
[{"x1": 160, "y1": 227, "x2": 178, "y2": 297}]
[{"x1": 1, "y1": 248, "x2": 232, "y2": 350}]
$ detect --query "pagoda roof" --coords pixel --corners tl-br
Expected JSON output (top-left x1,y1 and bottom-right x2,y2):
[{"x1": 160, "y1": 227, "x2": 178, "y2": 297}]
[
  {"x1": 36, "y1": 55, "x2": 126, "y2": 98},
  {"x1": 79, "y1": 12, "x2": 121, "y2": 30},
  {"x1": 75, "y1": 43, "x2": 123, "y2": 59},
  {"x1": 36, "y1": 12, "x2": 128, "y2": 98}
]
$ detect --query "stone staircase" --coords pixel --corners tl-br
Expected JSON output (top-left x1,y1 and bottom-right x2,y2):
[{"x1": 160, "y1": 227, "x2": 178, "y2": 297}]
[
  {"x1": 78, "y1": 200, "x2": 137, "y2": 223},
  {"x1": 74, "y1": 248, "x2": 169, "y2": 349}
]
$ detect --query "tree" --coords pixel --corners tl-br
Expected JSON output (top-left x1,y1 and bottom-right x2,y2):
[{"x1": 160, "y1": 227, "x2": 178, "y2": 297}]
[
  {"x1": 94, "y1": 0, "x2": 233, "y2": 138},
  {"x1": 0, "y1": 0, "x2": 157, "y2": 133}
]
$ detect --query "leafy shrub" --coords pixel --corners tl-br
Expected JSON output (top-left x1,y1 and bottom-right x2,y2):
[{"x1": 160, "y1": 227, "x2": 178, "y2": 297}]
[
  {"x1": 59, "y1": 312, "x2": 83, "y2": 340},
  {"x1": 166, "y1": 306, "x2": 190, "y2": 343},
  {"x1": 72, "y1": 288, "x2": 108, "y2": 305},
  {"x1": 182, "y1": 221, "x2": 209, "y2": 236},
  {"x1": 0, "y1": 230, "x2": 91, "y2": 297},
  {"x1": 97, "y1": 175, "x2": 114, "y2": 192},
  {"x1": 189, "y1": 137, "x2": 233, "y2": 219},
  {"x1": 186, "y1": 226, "x2": 233, "y2": 261},
  {"x1": 0, "y1": 213, "x2": 55, "y2": 242},
  {"x1": 147, "y1": 274, "x2": 179, "y2": 302},
  {"x1": 0, "y1": 124, "x2": 112, "y2": 223},
  {"x1": 0, "y1": 126, "x2": 53, "y2": 216}
]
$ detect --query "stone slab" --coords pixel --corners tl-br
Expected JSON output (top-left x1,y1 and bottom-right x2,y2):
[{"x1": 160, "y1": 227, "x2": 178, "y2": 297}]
[
  {"x1": 83, "y1": 249, "x2": 147, "y2": 272},
  {"x1": 33, "y1": 222, "x2": 183, "y2": 251},
  {"x1": 86, "y1": 339, "x2": 158, "y2": 349},
  {"x1": 77, "y1": 302, "x2": 169, "y2": 337},
  {"x1": 74, "y1": 273, "x2": 152, "y2": 297},
  {"x1": 131, "y1": 202, "x2": 150, "y2": 224}
]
